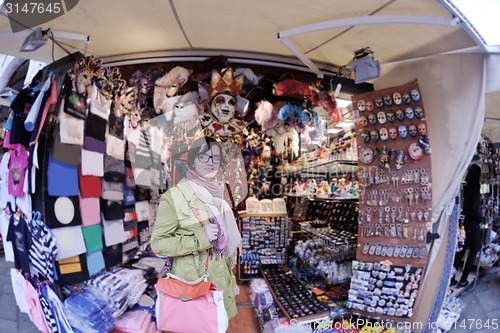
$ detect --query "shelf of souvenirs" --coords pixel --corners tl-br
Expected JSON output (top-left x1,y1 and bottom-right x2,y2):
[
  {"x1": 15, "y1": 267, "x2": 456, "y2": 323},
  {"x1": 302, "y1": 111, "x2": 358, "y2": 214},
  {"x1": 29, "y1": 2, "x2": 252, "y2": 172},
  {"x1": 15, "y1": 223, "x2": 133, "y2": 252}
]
[
  {"x1": 281, "y1": 155, "x2": 358, "y2": 175},
  {"x1": 286, "y1": 177, "x2": 359, "y2": 200},
  {"x1": 297, "y1": 222, "x2": 358, "y2": 247}
]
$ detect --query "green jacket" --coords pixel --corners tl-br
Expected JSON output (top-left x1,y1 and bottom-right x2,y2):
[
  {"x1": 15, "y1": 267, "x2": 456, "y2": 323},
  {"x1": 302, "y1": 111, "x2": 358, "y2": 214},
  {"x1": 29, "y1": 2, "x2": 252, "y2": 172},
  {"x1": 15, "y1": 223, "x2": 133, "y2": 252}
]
[{"x1": 151, "y1": 178, "x2": 237, "y2": 319}]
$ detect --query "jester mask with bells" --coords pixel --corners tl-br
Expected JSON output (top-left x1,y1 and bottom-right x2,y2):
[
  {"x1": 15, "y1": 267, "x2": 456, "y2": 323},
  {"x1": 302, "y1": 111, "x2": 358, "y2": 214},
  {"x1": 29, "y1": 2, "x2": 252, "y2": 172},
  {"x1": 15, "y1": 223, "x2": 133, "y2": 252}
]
[{"x1": 200, "y1": 68, "x2": 246, "y2": 137}]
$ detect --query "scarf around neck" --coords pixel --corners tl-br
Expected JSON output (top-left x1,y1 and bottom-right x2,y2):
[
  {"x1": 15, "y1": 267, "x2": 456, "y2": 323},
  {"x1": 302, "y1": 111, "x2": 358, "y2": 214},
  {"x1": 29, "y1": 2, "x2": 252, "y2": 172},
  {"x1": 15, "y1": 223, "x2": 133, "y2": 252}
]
[{"x1": 186, "y1": 170, "x2": 241, "y2": 263}]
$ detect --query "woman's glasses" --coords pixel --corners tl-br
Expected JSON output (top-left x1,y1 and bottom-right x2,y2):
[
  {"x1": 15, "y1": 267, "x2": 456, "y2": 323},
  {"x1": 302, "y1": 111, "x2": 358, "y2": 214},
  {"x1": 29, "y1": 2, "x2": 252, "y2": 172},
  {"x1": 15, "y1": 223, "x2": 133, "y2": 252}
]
[{"x1": 197, "y1": 154, "x2": 221, "y2": 164}]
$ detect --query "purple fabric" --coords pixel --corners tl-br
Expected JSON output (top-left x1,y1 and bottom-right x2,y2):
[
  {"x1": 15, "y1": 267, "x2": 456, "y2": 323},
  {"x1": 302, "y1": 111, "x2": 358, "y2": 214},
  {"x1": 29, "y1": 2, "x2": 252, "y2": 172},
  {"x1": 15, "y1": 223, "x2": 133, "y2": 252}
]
[{"x1": 83, "y1": 136, "x2": 106, "y2": 154}]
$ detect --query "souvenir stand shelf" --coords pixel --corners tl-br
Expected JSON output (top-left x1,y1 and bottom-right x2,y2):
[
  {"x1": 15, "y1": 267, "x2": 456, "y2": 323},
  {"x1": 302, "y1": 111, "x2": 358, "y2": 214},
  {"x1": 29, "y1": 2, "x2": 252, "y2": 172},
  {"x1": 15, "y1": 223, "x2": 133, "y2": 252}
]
[
  {"x1": 348, "y1": 80, "x2": 433, "y2": 320},
  {"x1": 238, "y1": 212, "x2": 290, "y2": 281}
]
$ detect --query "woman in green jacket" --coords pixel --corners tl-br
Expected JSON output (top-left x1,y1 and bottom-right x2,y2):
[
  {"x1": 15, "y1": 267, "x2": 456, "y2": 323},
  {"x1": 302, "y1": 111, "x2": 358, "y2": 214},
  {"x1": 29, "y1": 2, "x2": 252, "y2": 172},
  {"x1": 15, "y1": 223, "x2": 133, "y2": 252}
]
[{"x1": 151, "y1": 136, "x2": 241, "y2": 319}]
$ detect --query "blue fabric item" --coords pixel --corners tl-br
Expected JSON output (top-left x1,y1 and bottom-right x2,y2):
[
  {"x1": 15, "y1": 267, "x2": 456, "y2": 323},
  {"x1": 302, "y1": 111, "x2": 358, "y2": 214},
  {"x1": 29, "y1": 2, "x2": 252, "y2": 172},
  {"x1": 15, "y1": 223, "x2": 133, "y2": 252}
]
[
  {"x1": 47, "y1": 153, "x2": 79, "y2": 196},
  {"x1": 25, "y1": 74, "x2": 52, "y2": 132},
  {"x1": 5, "y1": 111, "x2": 14, "y2": 131},
  {"x1": 123, "y1": 187, "x2": 136, "y2": 207},
  {"x1": 65, "y1": 289, "x2": 109, "y2": 316},
  {"x1": 86, "y1": 251, "x2": 105, "y2": 277}
]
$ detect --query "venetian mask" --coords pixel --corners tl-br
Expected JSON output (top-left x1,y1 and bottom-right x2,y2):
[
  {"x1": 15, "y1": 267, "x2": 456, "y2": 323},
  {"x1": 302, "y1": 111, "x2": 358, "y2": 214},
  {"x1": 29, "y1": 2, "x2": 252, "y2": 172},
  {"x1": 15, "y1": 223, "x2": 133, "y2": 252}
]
[
  {"x1": 377, "y1": 111, "x2": 387, "y2": 125},
  {"x1": 365, "y1": 100, "x2": 374, "y2": 112},
  {"x1": 379, "y1": 128, "x2": 389, "y2": 141},
  {"x1": 408, "y1": 124, "x2": 418, "y2": 137},
  {"x1": 393, "y1": 92, "x2": 402, "y2": 105},
  {"x1": 357, "y1": 100, "x2": 366, "y2": 112},
  {"x1": 389, "y1": 127, "x2": 398, "y2": 140},
  {"x1": 76, "y1": 69, "x2": 92, "y2": 95},
  {"x1": 418, "y1": 122, "x2": 427, "y2": 136},
  {"x1": 368, "y1": 113, "x2": 377, "y2": 125},
  {"x1": 211, "y1": 93, "x2": 237, "y2": 124},
  {"x1": 359, "y1": 116, "x2": 368, "y2": 127},
  {"x1": 129, "y1": 108, "x2": 141, "y2": 128}
]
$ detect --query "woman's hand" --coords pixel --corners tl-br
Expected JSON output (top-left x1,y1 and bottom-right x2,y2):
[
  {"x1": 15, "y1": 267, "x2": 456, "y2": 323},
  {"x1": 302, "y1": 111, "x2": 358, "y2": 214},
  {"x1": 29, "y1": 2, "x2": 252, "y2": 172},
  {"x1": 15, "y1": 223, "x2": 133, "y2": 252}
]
[{"x1": 204, "y1": 223, "x2": 219, "y2": 242}]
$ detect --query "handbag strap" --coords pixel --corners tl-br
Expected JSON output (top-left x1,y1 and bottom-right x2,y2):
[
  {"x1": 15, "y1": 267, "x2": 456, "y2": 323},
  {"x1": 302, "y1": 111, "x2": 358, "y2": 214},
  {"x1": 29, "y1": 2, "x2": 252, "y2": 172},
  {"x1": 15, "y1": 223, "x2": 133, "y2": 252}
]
[{"x1": 191, "y1": 207, "x2": 210, "y2": 271}]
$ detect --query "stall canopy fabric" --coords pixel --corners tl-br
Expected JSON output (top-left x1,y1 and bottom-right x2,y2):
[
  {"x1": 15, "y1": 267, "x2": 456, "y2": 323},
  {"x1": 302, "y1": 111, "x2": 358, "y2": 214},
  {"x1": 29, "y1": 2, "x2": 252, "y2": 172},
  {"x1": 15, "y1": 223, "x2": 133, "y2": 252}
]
[
  {"x1": 0, "y1": 0, "x2": 499, "y2": 123},
  {"x1": 1, "y1": 1, "x2": 500, "y2": 332}
]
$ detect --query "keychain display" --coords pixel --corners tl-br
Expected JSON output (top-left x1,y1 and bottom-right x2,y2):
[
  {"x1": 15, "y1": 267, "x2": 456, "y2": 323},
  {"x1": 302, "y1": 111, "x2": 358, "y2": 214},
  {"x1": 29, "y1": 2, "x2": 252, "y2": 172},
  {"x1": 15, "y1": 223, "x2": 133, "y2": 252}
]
[{"x1": 351, "y1": 81, "x2": 432, "y2": 319}]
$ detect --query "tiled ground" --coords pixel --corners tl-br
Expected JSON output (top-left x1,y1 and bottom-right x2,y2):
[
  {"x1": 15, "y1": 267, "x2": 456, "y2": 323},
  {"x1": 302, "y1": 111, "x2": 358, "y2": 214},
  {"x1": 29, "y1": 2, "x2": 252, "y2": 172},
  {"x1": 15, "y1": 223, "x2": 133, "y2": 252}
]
[
  {"x1": 0, "y1": 255, "x2": 38, "y2": 333},
  {"x1": 448, "y1": 266, "x2": 500, "y2": 333},
  {"x1": 1, "y1": 254, "x2": 499, "y2": 332}
]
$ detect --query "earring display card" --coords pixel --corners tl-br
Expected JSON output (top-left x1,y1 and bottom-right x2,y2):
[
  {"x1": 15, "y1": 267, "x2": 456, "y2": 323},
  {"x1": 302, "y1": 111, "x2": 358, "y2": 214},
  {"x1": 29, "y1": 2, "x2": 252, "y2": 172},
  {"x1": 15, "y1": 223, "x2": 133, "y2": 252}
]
[
  {"x1": 352, "y1": 80, "x2": 432, "y2": 267},
  {"x1": 262, "y1": 267, "x2": 331, "y2": 322}
]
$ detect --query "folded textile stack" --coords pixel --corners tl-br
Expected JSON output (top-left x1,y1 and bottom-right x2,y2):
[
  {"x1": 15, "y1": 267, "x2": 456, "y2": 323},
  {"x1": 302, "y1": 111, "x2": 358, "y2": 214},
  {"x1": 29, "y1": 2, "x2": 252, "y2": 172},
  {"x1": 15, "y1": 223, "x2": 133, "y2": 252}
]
[
  {"x1": 86, "y1": 267, "x2": 148, "y2": 317},
  {"x1": 64, "y1": 288, "x2": 115, "y2": 333},
  {"x1": 111, "y1": 310, "x2": 157, "y2": 333},
  {"x1": 131, "y1": 256, "x2": 166, "y2": 275}
]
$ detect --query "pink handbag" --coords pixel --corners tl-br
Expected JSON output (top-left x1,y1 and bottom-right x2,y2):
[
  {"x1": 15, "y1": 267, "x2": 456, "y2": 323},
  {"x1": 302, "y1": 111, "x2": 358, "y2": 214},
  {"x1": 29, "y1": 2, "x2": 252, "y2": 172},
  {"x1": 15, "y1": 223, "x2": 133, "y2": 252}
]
[{"x1": 155, "y1": 273, "x2": 229, "y2": 333}]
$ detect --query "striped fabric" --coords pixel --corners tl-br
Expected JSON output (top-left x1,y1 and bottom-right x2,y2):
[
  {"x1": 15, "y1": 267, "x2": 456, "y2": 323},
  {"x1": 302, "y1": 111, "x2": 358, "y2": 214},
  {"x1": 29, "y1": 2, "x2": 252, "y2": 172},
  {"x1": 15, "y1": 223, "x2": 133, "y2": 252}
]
[
  {"x1": 39, "y1": 292, "x2": 57, "y2": 333},
  {"x1": 28, "y1": 220, "x2": 58, "y2": 283},
  {"x1": 44, "y1": 284, "x2": 75, "y2": 333}
]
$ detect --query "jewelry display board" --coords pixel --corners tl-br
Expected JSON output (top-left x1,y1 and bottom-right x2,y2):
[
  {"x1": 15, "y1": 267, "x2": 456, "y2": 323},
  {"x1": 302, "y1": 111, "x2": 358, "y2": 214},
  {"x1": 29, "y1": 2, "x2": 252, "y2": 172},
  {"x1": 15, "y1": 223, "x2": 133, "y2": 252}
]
[
  {"x1": 349, "y1": 80, "x2": 432, "y2": 318},
  {"x1": 261, "y1": 267, "x2": 331, "y2": 322},
  {"x1": 238, "y1": 213, "x2": 289, "y2": 281}
]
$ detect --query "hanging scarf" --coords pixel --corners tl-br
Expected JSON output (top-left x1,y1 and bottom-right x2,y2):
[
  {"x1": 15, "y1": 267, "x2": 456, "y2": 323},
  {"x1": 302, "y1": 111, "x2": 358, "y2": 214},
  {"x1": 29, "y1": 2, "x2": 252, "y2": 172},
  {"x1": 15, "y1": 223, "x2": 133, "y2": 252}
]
[{"x1": 186, "y1": 170, "x2": 241, "y2": 263}]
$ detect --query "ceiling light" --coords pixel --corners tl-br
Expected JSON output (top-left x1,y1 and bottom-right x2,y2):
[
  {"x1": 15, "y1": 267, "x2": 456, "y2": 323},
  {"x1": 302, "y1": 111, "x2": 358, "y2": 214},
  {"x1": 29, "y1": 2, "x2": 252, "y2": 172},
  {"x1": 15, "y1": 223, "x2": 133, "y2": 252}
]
[
  {"x1": 20, "y1": 28, "x2": 49, "y2": 52},
  {"x1": 348, "y1": 47, "x2": 380, "y2": 84}
]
